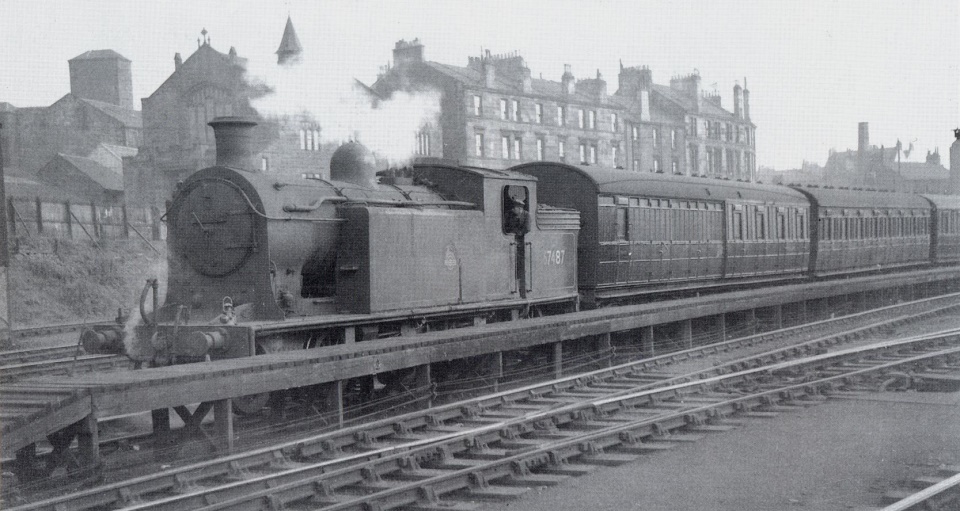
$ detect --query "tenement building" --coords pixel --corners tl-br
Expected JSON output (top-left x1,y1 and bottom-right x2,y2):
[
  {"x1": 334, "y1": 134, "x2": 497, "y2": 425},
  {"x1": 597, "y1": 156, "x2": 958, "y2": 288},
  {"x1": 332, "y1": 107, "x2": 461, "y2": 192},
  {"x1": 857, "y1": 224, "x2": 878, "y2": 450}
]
[{"x1": 372, "y1": 40, "x2": 756, "y2": 180}]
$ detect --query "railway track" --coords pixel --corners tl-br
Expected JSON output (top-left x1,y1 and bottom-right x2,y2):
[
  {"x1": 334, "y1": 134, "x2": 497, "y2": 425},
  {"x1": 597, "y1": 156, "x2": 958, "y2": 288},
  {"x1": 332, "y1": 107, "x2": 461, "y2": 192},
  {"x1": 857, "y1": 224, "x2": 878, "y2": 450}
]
[
  {"x1": 8, "y1": 320, "x2": 113, "y2": 341},
  {"x1": 0, "y1": 345, "x2": 83, "y2": 366},
  {"x1": 875, "y1": 469, "x2": 960, "y2": 510},
  {"x1": 0, "y1": 342, "x2": 131, "y2": 382},
  {"x1": 23, "y1": 327, "x2": 960, "y2": 511},
  {"x1": 9, "y1": 302, "x2": 960, "y2": 511}
]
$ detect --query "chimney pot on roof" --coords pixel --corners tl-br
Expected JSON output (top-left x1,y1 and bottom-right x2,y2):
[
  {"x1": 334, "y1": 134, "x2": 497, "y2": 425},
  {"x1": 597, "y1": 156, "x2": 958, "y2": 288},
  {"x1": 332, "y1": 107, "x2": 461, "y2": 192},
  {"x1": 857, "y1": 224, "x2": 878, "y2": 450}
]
[
  {"x1": 393, "y1": 38, "x2": 424, "y2": 68},
  {"x1": 562, "y1": 64, "x2": 575, "y2": 94},
  {"x1": 174, "y1": 52, "x2": 182, "y2": 70}
]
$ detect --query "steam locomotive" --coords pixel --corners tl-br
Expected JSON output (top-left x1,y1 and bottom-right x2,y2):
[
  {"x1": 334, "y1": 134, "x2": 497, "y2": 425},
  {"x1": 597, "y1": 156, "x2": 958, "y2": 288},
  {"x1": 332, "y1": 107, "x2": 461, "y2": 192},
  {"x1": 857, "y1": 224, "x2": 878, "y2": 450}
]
[{"x1": 83, "y1": 116, "x2": 960, "y2": 377}]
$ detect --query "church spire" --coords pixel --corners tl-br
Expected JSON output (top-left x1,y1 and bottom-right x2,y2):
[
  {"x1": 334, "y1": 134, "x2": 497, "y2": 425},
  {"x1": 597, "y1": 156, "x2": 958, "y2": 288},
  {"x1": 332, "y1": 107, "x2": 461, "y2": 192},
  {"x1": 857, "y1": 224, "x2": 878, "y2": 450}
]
[{"x1": 276, "y1": 16, "x2": 303, "y2": 65}]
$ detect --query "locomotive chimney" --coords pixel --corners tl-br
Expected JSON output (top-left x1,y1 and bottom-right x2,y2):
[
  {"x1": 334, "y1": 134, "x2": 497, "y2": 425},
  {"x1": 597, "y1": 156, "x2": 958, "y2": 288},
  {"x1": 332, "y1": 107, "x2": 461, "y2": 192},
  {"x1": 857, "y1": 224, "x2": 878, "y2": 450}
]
[{"x1": 209, "y1": 116, "x2": 259, "y2": 171}]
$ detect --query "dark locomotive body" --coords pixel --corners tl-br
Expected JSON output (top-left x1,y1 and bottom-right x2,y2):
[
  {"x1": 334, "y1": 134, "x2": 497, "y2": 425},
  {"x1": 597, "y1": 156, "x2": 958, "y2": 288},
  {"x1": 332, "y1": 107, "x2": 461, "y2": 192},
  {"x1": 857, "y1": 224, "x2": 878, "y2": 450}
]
[{"x1": 100, "y1": 117, "x2": 580, "y2": 363}]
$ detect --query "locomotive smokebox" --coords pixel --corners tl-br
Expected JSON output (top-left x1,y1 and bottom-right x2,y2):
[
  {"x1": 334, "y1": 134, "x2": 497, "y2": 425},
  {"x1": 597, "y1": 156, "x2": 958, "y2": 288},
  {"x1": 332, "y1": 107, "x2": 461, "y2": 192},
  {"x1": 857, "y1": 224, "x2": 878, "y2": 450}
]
[
  {"x1": 209, "y1": 116, "x2": 259, "y2": 171},
  {"x1": 330, "y1": 141, "x2": 378, "y2": 186}
]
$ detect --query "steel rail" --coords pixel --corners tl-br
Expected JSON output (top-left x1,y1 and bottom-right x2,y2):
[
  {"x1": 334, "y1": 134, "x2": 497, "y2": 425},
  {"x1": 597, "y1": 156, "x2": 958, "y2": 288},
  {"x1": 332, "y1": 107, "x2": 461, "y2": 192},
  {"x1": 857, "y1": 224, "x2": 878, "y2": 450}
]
[
  {"x1": 0, "y1": 354, "x2": 131, "y2": 382},
  {"x1": 125, "y1": 337, "x2": 960, "y2": 511},
  {"x1": 6, "y1": 293, "x2": 959, "y2": 510},
  {"x1": 880, "y1": 471, "x2": 960, "y2": 510},
  {"x1": 8, "y1": 321, "x2": 113, "y2": 341},
  {"x1": 0, "y1": 345, "x2": 83, "y2": 366}
]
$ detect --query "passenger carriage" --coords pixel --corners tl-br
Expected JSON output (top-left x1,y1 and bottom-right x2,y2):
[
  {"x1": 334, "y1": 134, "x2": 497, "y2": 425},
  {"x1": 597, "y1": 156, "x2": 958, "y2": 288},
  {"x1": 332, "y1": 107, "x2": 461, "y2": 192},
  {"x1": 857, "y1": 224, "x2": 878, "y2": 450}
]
[
  {"x1": 513, "y1": 162, "x2": 810, "y2": 305},
  {"x1": 791, "y1": 186, "x2": 931, "y2": 276}
]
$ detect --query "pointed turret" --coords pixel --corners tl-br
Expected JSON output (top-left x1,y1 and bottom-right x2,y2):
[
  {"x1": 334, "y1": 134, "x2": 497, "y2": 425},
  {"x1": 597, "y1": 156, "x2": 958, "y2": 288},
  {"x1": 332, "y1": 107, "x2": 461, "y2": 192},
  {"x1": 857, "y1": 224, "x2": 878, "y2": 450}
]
[{"x1": 276, "y1": 16, "x2": 303, "y2": 65}]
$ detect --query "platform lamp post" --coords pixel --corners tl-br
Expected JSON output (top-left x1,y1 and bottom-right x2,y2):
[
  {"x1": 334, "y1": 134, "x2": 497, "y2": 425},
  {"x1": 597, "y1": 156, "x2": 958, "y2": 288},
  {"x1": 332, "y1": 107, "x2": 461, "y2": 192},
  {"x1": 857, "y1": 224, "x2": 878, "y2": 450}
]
[{"x1": 0, "y1": 123, "x2": 10, "y2": 344}]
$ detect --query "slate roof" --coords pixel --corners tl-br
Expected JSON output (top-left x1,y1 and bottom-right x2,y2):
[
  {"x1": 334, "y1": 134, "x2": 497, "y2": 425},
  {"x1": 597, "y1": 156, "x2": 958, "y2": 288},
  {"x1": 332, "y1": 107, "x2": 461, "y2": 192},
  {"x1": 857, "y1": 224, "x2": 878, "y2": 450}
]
[
  {"x1": 276, "y1": 16, "x2": 303, "y2": 56},
  {"x1": 897, "y1": 161, "x2": 949, "y2": 181},
  {"x1": 424, "y1": 62, "x2": 614, "y2": 106},
  {"x1": 79, "y1": 97, "x2": 142, "y2": 128},
  {"x1": 70, "y1": 49, "x2": 130, "y2": 62},
  {"x1": 97, "y1": 143, "x2": 139, "y2": 159},
  {"x1": 652, "y1": 84, "x2": 733, "y2": 119},
  {"x1": 56, "y1": 154, "x2": 124, "y2": 191}
]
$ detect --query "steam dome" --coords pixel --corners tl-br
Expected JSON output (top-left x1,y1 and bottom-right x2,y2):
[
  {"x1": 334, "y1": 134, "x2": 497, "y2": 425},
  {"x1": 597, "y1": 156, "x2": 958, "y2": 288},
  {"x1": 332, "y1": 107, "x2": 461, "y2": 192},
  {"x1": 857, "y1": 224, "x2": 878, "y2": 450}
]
[{"x1": 330, "y1": 141, "x2": 378, "y2": 186}]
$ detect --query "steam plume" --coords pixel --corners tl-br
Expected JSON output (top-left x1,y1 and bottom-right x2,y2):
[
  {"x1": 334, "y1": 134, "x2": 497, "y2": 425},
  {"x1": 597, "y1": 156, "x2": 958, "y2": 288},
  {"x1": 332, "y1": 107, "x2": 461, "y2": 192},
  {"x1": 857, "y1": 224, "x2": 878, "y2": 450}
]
[{"x1": 244, "y1": 47, "x2": 440, "y2": 165}]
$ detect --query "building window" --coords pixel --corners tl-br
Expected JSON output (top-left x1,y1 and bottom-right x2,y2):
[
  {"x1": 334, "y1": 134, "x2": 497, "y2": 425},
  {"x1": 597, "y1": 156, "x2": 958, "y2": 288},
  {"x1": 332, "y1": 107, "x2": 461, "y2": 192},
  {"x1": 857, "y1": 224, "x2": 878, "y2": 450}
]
[
  {"x1": 500, "y1": 99, "x2": 508, "y2": 120},
  {"x1": 689, "y1": 117, "x2": 698, "y2": 137},
  {"x1": 300, "y1": 128, "x2": 321, "y2": 151},
  {"x1": 671, "y1": 129, "x2": 677, "y2": 149},
  {"x1": 726, "y1": 123, "x2": 733, "y2": 142},
  {"x1": 579, "y1": 143, "x2": 586, "y2": 164},
  {"x1": 416, "y1": 131, "x2": 430, "y2": 156},
  {"x1": 557, "y1": 106, "x2": 566, "y2": 126},
  {"x1": 690, "y1": 145, "x2": 699, "y2": 174},
  {"x1": 589, "y1": 144, "x2": 597, "y2": 164},
  {"x1": 535, "y1": 103, "x2": 543, "y2": 123},
  {"x1": 501, "y1": 135, "x2": 510, "y2": 159},
  {"x1": 513, "y1": 137, "x2": 521, "y2": 160},
  {"x1": 632, "y1": 125, "x2": 638, "y2": 141},
  {"x1": 672, "y1": 158, "x2": 679, "y2": 174},
  {"x1": 611, "y1": 144, "x2": 619, "y2": 167},
  {"x1": 653, "y1": 157, "x2": 661, "y2": 173},
  {"x1": 261, "y1": 156, "x2": 270, "y2": 172},
  {"x1": 536, "y1": 137, "x2": 544, "y2": 160},
  {"x1": 611, "y1": 113, "x2": 618, "y2": 132},
  {"x1": 511, "y1": 100, "x2": 519, "y2": 121},
  {"x1": 558, "y1": 140, "x2": 566, "y2": 159},
  {"x1": 578, "y1": 109, "x2": 585, "y2": 129},
  {"x1": 473, "y1": 95, "x2": 482, "y2": 116},
  {"x1": 588, "y1": 110, "x2": 596, "y2": 129},
  {"x1": 475, "y1": 133, "x2": 484, "y2": 157},
  {"x1": 653, "y1": 128, "x2": 660, "y2": 146},
  {"x1": 633, "y1": 159, "x2": 639, "y2": 172}
]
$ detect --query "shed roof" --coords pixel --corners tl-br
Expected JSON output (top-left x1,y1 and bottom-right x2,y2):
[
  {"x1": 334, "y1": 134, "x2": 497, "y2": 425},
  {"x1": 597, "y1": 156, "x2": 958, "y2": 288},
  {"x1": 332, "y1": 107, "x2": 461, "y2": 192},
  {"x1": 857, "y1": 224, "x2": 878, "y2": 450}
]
[{"x1": 56, "y1": 154, "x2": 124, "y2": 191}]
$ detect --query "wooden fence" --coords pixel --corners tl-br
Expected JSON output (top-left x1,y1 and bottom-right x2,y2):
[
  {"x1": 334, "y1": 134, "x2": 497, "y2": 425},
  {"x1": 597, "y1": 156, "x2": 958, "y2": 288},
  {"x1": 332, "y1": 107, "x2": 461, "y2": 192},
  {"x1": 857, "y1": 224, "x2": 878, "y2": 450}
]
[{"x1": 7, "y1": 197, "x2": 166, "y2": 243}]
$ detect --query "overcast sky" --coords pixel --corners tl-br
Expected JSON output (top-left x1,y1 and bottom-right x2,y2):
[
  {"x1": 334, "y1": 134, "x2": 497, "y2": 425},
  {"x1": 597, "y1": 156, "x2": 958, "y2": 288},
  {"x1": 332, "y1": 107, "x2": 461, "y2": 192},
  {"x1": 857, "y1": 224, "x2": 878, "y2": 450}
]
[{"x1": 1, "y1": 0, "x2": 956, "y2": 169}]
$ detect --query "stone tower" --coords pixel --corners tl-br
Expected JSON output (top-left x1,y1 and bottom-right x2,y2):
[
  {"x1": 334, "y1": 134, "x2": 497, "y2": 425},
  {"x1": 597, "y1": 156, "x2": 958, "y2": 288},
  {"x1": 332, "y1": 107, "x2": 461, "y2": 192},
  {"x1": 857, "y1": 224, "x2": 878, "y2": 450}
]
[
  {"x1": 68, "y1": 50, "x2": 133, "y2": 109},
  {"x1": 276, "y1": 16, "x2": 303, "y2": 65}
]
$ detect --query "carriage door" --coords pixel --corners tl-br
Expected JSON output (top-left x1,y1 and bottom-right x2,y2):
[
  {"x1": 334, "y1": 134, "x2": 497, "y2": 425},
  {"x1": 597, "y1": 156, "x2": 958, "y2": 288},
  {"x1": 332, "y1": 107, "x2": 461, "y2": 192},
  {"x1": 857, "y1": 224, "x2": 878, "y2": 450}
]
[{"x1": 503, "y1": 185, "x2": 531, "y2": 298}]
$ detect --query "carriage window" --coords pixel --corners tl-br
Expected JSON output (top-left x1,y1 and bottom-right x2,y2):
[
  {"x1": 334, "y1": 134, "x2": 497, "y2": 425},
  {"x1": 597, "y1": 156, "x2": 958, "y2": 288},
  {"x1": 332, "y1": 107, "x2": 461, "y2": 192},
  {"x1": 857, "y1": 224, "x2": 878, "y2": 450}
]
[
  {"x1": 616, "y1": 207, "x2": 628, "y2": 240},
  {"x1": 756, "y1": 211, "x2": 766, "y2": 240},
  {"x1": 732, "y1": 211, "x2": 744, "y2": 240},
  {"x1": 797, "y1": 213, "x2": 806, "y2": 239},
  {"x1": 776, "y1": 213, "x2": 786, "y2": 239}
]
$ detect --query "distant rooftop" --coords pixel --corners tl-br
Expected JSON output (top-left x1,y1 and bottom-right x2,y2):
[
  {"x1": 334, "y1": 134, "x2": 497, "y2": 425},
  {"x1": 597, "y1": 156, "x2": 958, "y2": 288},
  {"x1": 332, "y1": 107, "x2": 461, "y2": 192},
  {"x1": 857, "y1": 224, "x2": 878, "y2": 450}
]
[{"x1": 69, "y1": 49, "x2": 130, "y2": 62}]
